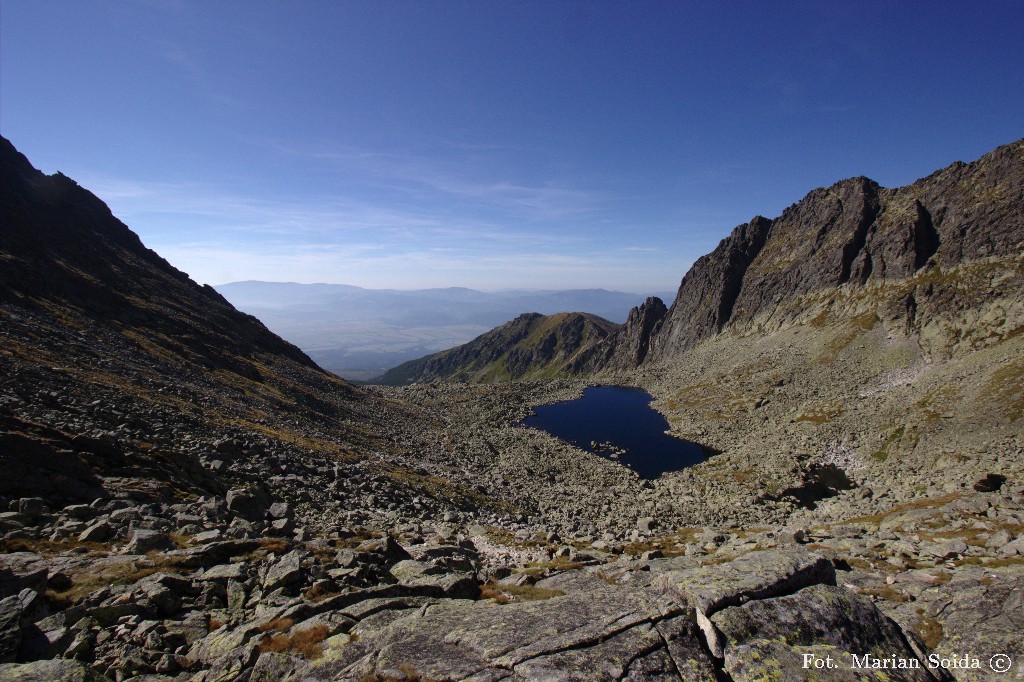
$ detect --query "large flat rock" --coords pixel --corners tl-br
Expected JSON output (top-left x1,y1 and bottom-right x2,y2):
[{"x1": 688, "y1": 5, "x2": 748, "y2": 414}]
[
  {"x1": 301, "y1": 585, "x2": 705, "y2": 681},
  {"x1": 713, "y1": 584, "x2": 937, "y2": 681},
  {"x1": 919, "y1": 565, "x2": 1024, "y2": 681},
  {"x1": 654, "y1": 547, "x2": 836, "y2": 617}
]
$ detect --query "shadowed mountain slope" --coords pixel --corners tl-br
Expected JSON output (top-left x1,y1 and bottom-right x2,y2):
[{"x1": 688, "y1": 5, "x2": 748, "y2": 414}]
[
  {"x1": 0, "y1": 137, "x2": 318, "y2": 374},
  {"x1": 0, "y1": 135, "x2": 486, "y2": 515}
]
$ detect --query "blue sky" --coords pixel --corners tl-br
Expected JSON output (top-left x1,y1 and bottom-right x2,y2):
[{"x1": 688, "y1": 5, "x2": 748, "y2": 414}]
[{"x1": 2, "y1": 1, "x2": 1022, "y2": 292}]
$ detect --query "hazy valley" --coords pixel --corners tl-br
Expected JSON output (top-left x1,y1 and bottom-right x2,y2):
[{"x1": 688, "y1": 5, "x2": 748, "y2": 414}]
[
  {"x1": 1, "y1": 134, "x2": 1023, "y2": 681},
  {"x1": 215, "y1": 282, "x2": 671, "y2": 382}
]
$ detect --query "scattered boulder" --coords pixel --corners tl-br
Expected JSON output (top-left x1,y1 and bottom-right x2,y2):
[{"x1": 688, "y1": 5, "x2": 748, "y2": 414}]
[
  {"x1": 263, "y1": 550, "x2": 304, "y2": 593},
  {"x1": 0, "y1": 658, "x2": 104, "y2": 681},
  {"x1": 124, "y1": 529, "x2": 176, "y2": 554},
  {"x1": 0, "y1": 595, "x2": 22, "y2": 663},
  {"x1": 225, "y1": 487, "x2": 271, "y2": 522},
  {"x1": 77, "y1": 520, "x2": 113, "y2": 543}
]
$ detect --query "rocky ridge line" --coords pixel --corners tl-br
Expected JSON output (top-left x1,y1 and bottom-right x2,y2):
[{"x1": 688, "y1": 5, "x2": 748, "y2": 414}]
[{"x1": 585, "y1": 139, "x2": 1024, "y2": 370}]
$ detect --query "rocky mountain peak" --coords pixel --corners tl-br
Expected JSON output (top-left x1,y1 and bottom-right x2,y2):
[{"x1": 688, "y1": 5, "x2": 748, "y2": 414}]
[{"x1": 631, "y1": 138, "x2": 1022, "y2": 365}]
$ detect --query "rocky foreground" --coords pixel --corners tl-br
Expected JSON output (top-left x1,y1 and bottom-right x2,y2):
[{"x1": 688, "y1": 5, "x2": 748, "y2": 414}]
[{"x1": 2, "y1": 479, "x2": 1023, "y2": 680}]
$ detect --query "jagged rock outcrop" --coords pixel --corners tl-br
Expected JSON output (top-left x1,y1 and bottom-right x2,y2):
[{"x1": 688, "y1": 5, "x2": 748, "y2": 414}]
[
  {"x1": 634, "y1": 138, "x2": 1023, "y2": 365},
  {"x1": 726, "y1": 176, "x2": 884, "y2": 327},
  {"x1": 575, "y1": 296, "x2": 668, "y2": 371},
  {"x1": 379, "y1": 312, "x2": 618, "y2": 385},
  {"x1": 647, "y1": 216, "x2": 771, "y2": 363}
]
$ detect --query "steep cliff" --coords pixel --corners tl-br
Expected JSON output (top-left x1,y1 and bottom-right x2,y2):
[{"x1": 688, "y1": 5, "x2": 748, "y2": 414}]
[
  {"x1": 574, "y1": 296, "x2": 668, "y2": 372},
  {"x1": 645, "y1": 216, "x2": 771, "y2": 363}
]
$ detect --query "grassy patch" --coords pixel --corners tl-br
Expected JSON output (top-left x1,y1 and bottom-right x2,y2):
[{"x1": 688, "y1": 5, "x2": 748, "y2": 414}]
[
  {"x1": 483, "y1": 526, "x2": 548, "y2": 550},
  {"x1": 235, "y1": 537, "x2": 293, "y2": 563},
  {"x1": 808, "y1": 309, "x2": 832, "y2": 329},
  {"x1": 304, "y1": 583, "x2": 344, "y2": 603},
  {"x1": 0, "y1": 537, "x2": 112, "y2": 556},
  {"x1": 221, "y1": 417, "x2": 358, "y2": 460},
  {"x1": 622, "y1": 527, "x2": 701, "y2": 557},
  {"x1": 984, "y1": 357, "x2": 1024, "y2": 422},
  {"x1": 45, "y1": 555, "x2": 188, "y2": 609},
  {"x1": 478, "y1": 580, "x2": 566, "y2": 604},
  {"x1": 871, "y1": 424, "x2": 916, "y2": 462},
  {"x1": 914, "y1": 386, "x2": 960, "y2": 424},
  {"x1": 818, "y1": 310, "x2": 878, "y2": 364},
  {"x1": 915, "y1": 615, "x2": 944, "y2": 649},
  {"x1": 860, "y1": 584, "x2": 912, "y2": 603},
  {"x1": 794, "y1": 400, "x2": 844, "y2": 424},
  {"x1": 518, "y1": 556, "x2": 584, "y2": 577},
  {"x1": 258, "y1": 617, "x2": 295, "y2": 633},
  {"x1": 842, "y1": 493, "x2": 964, "y2": 527},
  {"x1": 257, "y1": 622, "x2": 330, "y2": 660},
  {"x1": 951, "y1": 555, "x2": 1024, "y2": 569}
]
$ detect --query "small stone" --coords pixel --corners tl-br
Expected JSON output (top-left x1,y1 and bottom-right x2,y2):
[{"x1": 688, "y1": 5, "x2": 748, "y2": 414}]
[{"x1": 268, "y1": 502, "x2": 290, "y2": 520}]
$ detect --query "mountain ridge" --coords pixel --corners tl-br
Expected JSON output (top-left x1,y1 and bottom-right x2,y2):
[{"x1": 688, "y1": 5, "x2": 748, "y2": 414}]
[
  {"x1": 379, "y1": 311, "x2": 618, "y2": 385},
  {"x1": 637, "y1": 139, "x2": 1024, "y2": 366}
]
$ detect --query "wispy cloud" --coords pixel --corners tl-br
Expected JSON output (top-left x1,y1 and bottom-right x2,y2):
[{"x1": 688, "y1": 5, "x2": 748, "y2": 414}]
[
  {"x1": 261, "y1": 139, "x2": 607, "y2": 221},
  {"x1": 152, "y1": 36, "x2": 243, "y2": 109},
  {"x1": 76, "y1": 171, "x2": 584, "y2": 263},
  {"x1": 155, "y1": 236, "x2": 683, "y2": 291}
]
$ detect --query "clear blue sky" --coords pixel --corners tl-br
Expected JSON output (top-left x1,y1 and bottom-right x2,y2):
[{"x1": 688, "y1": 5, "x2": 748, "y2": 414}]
[{"x1": 2, "y1": 1, "x2": 1022, "y2": 292}]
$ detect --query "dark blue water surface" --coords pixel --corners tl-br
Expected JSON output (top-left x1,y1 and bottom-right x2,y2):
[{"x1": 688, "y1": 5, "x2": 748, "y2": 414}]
[{"x1": 521, "y1": 386, "x2": 709, "y2": 479}]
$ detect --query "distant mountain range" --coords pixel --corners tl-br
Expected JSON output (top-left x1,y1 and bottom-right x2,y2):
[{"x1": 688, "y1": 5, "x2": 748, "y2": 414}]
[{"x1": 215, "y1": 281, "x2": 673, "y2": 380}]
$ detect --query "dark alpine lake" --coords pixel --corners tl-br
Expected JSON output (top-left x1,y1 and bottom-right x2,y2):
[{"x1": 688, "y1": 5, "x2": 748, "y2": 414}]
[{"x1": 521, "y1": 385, "x2": 709, "y2": 479}]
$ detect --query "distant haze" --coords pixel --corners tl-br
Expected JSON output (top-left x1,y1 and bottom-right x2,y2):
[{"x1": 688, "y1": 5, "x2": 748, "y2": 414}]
[{"x1": 216, "y1": 281, "x2": 673, "y2": 380}]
